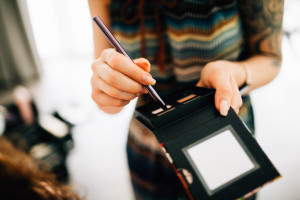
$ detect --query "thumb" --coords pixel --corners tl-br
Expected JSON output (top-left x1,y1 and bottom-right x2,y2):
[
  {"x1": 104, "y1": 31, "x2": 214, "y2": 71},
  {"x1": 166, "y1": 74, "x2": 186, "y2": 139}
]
[
  {"x1": 213, "y1": 74, "x2": 233, "y2": 116},
  {"x1": 133, "y1": 58, "x2": 151, "y2": 73}
]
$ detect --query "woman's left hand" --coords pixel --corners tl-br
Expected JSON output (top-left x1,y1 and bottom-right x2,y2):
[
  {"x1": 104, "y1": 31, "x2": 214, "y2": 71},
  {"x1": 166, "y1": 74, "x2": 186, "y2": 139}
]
[{"x1": 197, "y1": 60, "x2": 246, "y2": 116}]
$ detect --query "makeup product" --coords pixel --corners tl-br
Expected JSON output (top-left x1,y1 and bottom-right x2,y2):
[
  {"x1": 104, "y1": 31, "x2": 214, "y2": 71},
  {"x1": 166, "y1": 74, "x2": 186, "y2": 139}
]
[
  {"x1": 93, "y1": 15, "x2": 167, "y2": 110},
  {"x1": 0, "y1": 106, "x2": 6, "y2": 135},
  {"x1": 135, "y1": 86, "x2": 281, "y2": 200}
]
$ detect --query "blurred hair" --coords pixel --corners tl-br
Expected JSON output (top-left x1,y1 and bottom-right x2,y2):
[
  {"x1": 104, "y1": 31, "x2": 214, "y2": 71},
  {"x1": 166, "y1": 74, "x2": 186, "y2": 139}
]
[{"x1": 0, "y1": 137, "x2": 81, "y2": 200}]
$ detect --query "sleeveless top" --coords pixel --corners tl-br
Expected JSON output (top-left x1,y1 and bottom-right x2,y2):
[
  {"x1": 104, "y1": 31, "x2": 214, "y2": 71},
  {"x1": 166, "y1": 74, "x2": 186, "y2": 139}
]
[
  {"x1": 110, "y1": 0, "x2": 245, "y2": 82},
  {"x1": 109, "y1": 0, "x2": 253, "y2": 152}
]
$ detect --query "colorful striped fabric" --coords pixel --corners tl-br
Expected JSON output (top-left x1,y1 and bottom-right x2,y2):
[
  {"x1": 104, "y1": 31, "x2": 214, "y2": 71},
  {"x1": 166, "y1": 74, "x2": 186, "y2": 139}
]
[
  {"x1": 109, "y1": 1, "x2": 255, "y2": 199},
  {"x1": 110, "y1": 0, "x2": 245, "y2": 82}
]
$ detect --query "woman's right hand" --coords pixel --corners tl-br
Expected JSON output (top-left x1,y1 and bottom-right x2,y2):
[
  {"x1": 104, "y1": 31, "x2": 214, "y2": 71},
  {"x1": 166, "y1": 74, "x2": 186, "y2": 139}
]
[{"x1": 90, "y1": 48, "x2": 156, "y2": 112}]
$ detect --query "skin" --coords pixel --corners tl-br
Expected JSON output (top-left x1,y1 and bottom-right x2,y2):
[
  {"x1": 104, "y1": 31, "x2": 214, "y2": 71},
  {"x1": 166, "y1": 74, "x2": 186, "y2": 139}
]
[{"x1": 88, "y1": 0, "x2": 284, "y2": 116}]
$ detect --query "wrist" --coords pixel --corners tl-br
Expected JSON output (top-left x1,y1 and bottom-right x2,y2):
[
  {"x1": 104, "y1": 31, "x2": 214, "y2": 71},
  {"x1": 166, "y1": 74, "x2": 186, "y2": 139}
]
[
  {"x1": 202, "y1": 60, "x2": 248, "y2": 88},
  {"x1": 238, "y1": 62, "x2": 251, "y2": 95},
  {"x1": 240, "y1": 62, "x2": 251, "y2": 86}
]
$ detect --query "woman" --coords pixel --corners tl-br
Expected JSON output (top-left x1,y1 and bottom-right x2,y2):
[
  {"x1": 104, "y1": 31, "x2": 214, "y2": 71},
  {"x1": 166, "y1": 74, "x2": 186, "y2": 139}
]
[{"x1": 88, "y1": 0, "x2": 283, "y2": 199}]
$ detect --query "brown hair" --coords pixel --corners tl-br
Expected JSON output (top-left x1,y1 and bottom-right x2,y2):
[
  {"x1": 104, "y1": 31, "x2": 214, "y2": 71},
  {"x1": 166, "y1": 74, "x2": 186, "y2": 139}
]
[
  {"x1": 0, "y1": 137, "x2": 81, "y2": 200},
  {"x1": 121, "y1": 0, "x2": 178, "y2": 72}
]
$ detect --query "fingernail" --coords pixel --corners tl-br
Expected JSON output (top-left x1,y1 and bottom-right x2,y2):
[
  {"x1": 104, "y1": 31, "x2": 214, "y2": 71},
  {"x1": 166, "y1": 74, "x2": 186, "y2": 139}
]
[
  {"x1": 142, "y1": 60, "x2": 150, "y2": 68},
  {"x1": 139, "y1": 87, "x2": 148, "y2": 94},
  {"x1": 141, "y1": 62, "x2": 150, "y2": 69},
  {"x1": 136, "y1": 58, "x2": 150, "y2": 65},
  {"x1": 142, "y1": 75, "x2": 156, "y2": 85},
  {"x1": 220, "y1": 100, "x2": 229, "y2": 116},
  {"x1": 143, "y1": 88, "x2": 148, "y2": 93},
  {"x1": 136, "y1": 60, "x2": 150, "y2": 67}
]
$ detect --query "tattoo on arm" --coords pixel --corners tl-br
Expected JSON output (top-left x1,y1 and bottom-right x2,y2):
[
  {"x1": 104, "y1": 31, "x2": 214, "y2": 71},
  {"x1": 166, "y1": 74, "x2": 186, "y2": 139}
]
[{"x1": 239, "y1": 0, "x2": 284, "y2": 65}]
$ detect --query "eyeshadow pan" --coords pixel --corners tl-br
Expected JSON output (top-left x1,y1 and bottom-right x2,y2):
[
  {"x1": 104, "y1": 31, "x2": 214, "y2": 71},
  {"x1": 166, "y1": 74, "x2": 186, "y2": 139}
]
[
  {"x1": 177, "y1": 94, "x2": 196, "y2": 103},
  {"x1": 152, "y1": 105, "x2": 172, "y2": 115}
]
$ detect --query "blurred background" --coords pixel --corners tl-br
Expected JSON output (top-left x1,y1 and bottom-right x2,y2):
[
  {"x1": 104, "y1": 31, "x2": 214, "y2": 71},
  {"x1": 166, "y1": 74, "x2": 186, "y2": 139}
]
[{"x1": 0, "y1": 0, "x2": 300, "y2": 199}]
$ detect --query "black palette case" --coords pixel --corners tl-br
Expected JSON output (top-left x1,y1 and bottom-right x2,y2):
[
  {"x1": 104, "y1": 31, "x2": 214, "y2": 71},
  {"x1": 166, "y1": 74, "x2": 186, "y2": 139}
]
[{"x1": 134, "y1": 86, "x2": 280, "y2": 200}]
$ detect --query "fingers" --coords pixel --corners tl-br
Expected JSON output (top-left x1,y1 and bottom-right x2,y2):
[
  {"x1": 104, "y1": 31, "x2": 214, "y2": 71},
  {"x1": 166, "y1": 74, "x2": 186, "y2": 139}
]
[
  {"x1": 91, "y1": 74, "x2": 139, "y2": 100},
  {"x1": 199, "y1": 63, "x2": 243, "y2": 116},
  {"x1": 101, "y1": 49, "x2": 155, "y2": 85},
  {"x1": 91, "y1": 88, "x2": 130, "y2": 107},
  {"x1": 208, "y1": 70, "x2": 231, "y2": 116},
  {"x1": 196, "y1": 80, "x2": 204, "y2": 87},
  {"x1": 134, "y1": 58, "x2": 151, "y2": 73},
  {"x1": 213, "y1": 74, "x2": 242, "y2": 116},
  {"x1": 90, "y1": 49, "x2": 153, "y2": 109},
  {"x1": 94, "y1": 62, "x2": 145, "y2": 94},
  {"x1": 229, "y1": 77, "x2": 243, "y2": 114}
]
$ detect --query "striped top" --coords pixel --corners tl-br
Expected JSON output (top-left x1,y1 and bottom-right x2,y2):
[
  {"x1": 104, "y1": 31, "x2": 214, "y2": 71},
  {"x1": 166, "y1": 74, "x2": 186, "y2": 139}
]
[
  {"x1": 108, "y1": 3, "x2": 254, "y2": 198},
  {"x1": 110, "y1": 0, "x2": 245, "y2": 83},
  {"x1": 108, "y1": 0, "x2": 252, "y2": 153}
]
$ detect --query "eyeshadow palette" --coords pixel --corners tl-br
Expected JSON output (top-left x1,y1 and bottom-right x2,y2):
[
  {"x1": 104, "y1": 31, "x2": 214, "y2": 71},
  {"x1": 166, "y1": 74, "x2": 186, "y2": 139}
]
[{"x1": 134, "y1": 86, "x2": 280, "y2": 200}]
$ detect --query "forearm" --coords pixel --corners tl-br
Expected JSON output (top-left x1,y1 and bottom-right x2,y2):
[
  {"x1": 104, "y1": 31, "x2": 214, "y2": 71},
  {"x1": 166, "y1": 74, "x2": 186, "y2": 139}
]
[
  {"x1": 239, "y1": 55, "x2": 281, "y2": 91},
  {"x1": 88, "y1": 0, "x2": 111, "y2": 58},
  {"x1": 88, "y1": 0, "x2": 125, "y2": 114},
  {"x1": 237, "y1": 0, "x2": 284, "y2": 91},
  {"x1": 206, "y1": 54, "x2": 281, "y2": 95}
]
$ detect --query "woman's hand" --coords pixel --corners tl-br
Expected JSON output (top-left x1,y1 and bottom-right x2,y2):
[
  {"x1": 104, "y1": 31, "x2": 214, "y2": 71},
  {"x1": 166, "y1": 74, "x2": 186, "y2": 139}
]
[
  {"x1": 197, "y1": 60, "x2": 246, "y2": 116},
  {"x1": 90, "y1": 48, "x2": 156, "y2": 113}
]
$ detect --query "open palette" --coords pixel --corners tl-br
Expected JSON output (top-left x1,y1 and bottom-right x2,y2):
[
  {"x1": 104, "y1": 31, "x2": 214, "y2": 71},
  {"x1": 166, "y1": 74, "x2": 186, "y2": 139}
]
[{"x1": 135, "y1": 86, "x2": 280, "y2": 200}]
